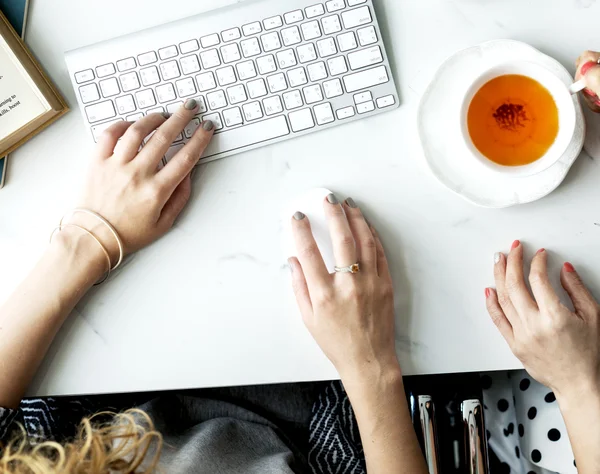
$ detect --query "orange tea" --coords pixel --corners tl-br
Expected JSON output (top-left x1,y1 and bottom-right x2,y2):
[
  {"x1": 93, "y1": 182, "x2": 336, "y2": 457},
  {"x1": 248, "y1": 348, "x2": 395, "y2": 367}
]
[{"x1": 467, "y1": 74, "x2": 559, "y2": 166}]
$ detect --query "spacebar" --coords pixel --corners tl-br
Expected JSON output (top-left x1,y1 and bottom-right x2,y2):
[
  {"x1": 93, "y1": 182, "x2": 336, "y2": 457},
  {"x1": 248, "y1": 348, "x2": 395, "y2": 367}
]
[{"x1": 202, "y1": 116, "x2": 290, "y2": 159}]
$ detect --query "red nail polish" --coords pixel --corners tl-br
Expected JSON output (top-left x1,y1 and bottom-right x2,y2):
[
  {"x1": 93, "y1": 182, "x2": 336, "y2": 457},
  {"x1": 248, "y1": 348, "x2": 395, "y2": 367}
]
[
  {"x1": 536, "y1": 248, "x2": 545, "y2": 255},
  {"x1": 511, "y1": 240, "x2": 520, "y2": 250},
  {"x1": 485, "y1": 288, "x2": 491, "y2": 299},
  {"x1": 595, "y1": 99, "x2": 600, "y2": 107},
  {"x1": 583, "y1": 88, "x2": 598, "y2": 98},
  {"x1": 581, "y1": 60, "x2": 599, "y2": 76},
  {"x1": 564, "y1": 262, "x2": 576, "y2": 273}
]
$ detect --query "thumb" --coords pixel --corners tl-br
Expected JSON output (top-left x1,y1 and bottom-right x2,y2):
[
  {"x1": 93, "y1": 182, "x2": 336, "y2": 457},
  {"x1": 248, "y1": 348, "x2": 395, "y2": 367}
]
[{"x1": 561, "y1": 262, "x2": 598, "y2": 318}]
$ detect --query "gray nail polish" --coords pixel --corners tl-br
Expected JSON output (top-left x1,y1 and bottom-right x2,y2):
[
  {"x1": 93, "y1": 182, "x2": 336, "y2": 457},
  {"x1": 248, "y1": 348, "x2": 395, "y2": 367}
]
[
  {"x1": 327, "y1": 193, "x2": 339, "y2": 204},
  {"x1": 346, "y1": 197, "x2": 358, "y2": 208},
  {"x1": 184, "y1": 98, "x2": 198, "y2": 110},
  {"x1": 293, "y1": 211, "x2": 305, "y2": 221},
  {"x1": 161, "y1": 112, "x2": 170, "y2": 119},
  {"x1": 202, "y1": 120, "x2": 214, "y2": 131}
]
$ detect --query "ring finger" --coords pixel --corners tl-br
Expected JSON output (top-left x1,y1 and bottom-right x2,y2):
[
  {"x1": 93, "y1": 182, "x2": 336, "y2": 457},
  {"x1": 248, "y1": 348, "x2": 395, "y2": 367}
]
[{"x1": 323, "y1": 193, "x2": 357, "y2": 269}]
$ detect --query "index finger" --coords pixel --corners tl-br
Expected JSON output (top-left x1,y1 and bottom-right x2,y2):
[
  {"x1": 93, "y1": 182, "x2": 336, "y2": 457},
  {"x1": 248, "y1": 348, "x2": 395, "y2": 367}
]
[
  {"x1": 505, "y1": 240, "x2": 538, "y2": 314},
  {"x1": 528, "y1": 249, "x2": 561, "y2": 312},
  {"x1": 291, "y1": 213, "x2": 330, "y2": 294}
]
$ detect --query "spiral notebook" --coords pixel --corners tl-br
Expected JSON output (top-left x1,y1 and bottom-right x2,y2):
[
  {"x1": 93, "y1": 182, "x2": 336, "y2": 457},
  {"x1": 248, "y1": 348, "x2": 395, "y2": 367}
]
[{"x1": 0, "y1": 0, "x2": 29, "y2": 188}]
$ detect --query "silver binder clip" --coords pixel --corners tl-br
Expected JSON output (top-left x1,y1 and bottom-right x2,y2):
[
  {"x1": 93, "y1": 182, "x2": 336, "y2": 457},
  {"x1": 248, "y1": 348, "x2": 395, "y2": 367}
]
[
  {"x1": 462, "y1": 399, "x2": 490, "y2": 474},
  {"x1": 418, "y1": 395, "x2": 441, "y2": 474}
]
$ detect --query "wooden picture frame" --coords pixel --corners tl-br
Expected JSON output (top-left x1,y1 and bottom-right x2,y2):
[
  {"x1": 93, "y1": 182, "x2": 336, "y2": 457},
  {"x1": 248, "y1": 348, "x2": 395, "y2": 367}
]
[{"x1": 0, "y1": 9, "x2": 68, "y2": 157}]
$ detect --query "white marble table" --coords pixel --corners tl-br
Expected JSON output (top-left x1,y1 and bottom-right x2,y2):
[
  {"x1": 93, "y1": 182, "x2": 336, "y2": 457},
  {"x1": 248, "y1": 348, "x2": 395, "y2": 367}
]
[{"x1": 1, "y1": 0, "x2": 599, "y2": 397}]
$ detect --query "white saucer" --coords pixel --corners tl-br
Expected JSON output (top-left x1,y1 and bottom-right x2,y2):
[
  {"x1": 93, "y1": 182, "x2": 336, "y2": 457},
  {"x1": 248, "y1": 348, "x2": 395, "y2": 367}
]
[{"x1": 417, "y1": 39, "x2": 585, "y2": 208}]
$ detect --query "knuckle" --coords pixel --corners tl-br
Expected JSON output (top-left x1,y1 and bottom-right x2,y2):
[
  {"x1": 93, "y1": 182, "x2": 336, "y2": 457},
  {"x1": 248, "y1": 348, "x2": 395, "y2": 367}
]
[
  {"x1": 299, "y1": 243, "x2": 320, "y2": 260},
  {"x1": 361, "y1": 236, "x2": 377, "y2": 250},
  {"x1": 528, "y1": 270, "x2": 545, "y2": 286},
  {"x1": 101, "y1": 126, "x2": 124, "y2": 141},
  {"x1": 315, "y1": 287, "x2": 333, "y2": 305},
  {"x1": 152, "y1": 132, "x2": 170, "y2": 147},
  {"x1": 504, "y1": 277, "x2": 522, "y2": 294},
  {"x1": 337, "y1": 233, "x2": 355, "y2": 249},
  {"x1": 497, "y1": 293, "x2": 512, "y2": 310},
  {"x1": 179, "y1": 150, "x2": 199, "y2": 167}
]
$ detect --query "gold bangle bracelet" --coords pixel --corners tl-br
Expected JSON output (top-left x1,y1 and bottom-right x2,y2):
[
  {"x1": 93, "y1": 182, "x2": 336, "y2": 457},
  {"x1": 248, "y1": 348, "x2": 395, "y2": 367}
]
[
  {"x1": 60, "y1": 208, "x2": 124, "y2": 271},
  {"x1": 49, "y1": 224, "x2": 112, "y2": 285}
]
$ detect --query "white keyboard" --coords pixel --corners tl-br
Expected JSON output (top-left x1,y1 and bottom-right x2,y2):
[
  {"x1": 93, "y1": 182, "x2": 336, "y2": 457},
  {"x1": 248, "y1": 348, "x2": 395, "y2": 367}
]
[{"x1": 65, "y1": 0, "x2": 399, "y2": 164}]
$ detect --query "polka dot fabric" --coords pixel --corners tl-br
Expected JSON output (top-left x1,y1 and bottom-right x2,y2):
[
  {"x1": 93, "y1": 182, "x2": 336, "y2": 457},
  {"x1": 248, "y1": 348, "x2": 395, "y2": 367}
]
[{"x1": 482, "y1": 370, "x2": 576, "y2": 474}]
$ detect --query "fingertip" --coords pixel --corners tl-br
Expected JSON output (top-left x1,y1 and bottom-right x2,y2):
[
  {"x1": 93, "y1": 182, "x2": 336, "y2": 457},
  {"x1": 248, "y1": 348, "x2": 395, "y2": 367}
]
[{"x1": 564, "y1": 262, "x2": 576, "y2": 273}]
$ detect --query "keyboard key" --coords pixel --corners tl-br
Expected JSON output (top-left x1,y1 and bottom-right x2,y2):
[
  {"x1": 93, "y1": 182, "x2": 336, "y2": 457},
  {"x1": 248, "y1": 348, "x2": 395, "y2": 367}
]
[
  {"x1": 202, "y1": 116, "x2": 289, "y2": 159},
  {"x1": 337, "y1": 31, "x2": 358, "y2": 52},
  {"x1": 336, "y1": 106, "x2": 355, "y2": 119},
  {"x1": 303, "y1": 84, "x2": 324, "y2": 104},
  {"x1": 176, "y1": 77, "x2": 197, "y2": 97},
  {"x1": 348, "y1": 46, "x2": 383, "y2": 70},
  {"x1": 227, "y1": 84, "x2": 247, "y2": 105},
  {"x1": 184, "y1": 118, "x2": 201, "y2": 138},
  {"x1": 277, "y1": 49, "x2": 297, "y2": 69},
  {"x1": 160, "y1": 60, "x2": 181, "y2": 80},
  {"x1": 148, "y1": 106, "x2": 166, "y2": 115},
  {"x1": 140, "y1": 66, "x2": 160, "y2": 86},
  {"x1": 288, "y1": 108, "x2": 314, "y2": 131},
  {"x1": 341, "y1": 6, "x2": 372, "y2": 29},
  {"x1": 326, "y1": 0, "x2": 345, "y2": 12},
  {"x1": 85, "y1": 100, "x2": 116, "y2": 123},
  {"x1": 166, "y1": 101, "x2": 183, "y2": 114},
  {"x1": 202, "y1": 113, "x2": 223, "y2": 130},
  {"x1": 223, "y1": 107, "x2": 244, "y2": 126},
  {"x1": 307, "y1": 61, "x2": 327, "y2": 81},
  {"x1": 222, "y1": 28, "x2": 241, "y2": 42},
  {"x1": 283, "y1": 90, "x2": 303, "y2": 110},
  {"x1": 301, "y1": 21, "x2": 322, "y2": 41},
  {"x1": 138, "y1": 51, "x2": 158, "y2": 66},
  {"x1": 193, "y1": 96, "x2": 208, "y2": 114},
  {"x1": 267, "y1": 72, "x2": 287, "y2": 93},
  {"x1": 348, "y1": 0, "x2": 367, "y2": 5},
  {"x1": 247, "y1": 78, "x2": 268, "y2": 98},
  {"x1": 207, "y1": 90, "x2": 228, "y2": 109},
  {"x1": 243, "y1": 101, "x2": 264, "y2": 121},
  {"x1": 323, "y1": 78, "x2": 343, "y2": 98},
  {"x1": 256, "y1": 55, "x2": 277, "y2": 75},
  {"x1": 241, "y1": 38, "x2": 261, "y2": 58},
  {"x1": 196, "y1": 72, "x2": 217, "y2": 91},
  {"x1": 284, "y1": 10, "x2": 304, "y2": 24},
  {"x1": 328, "y1": 56, "x2": 348, "y2": 75},
  {"x1": 99, "y1": 77, "x2": 120, "y2": 97},
  {"x1": 288, "y1": 67, "x2": 308, "y2": 87},
  {"x1": 180, "y1": 55, "x2": 201, "y2": 75},
  {"x1": 115, "y1": 94, "x2": 136, "y2": 114},
  {"x1": 221, "y1": 43, "x2": 241, "y2": 63},
  {"x1": 117, "y1": 57, "x2": 136, "y2": 71},
  {"x1": 317, "y1": 37, "x2": 337, "y2": 57},
  {"x1": 297, "y1": 44, "x2": 318, "y2": 64},
  {"x1": 354, "y1": 91, "x2": 372, "y2": 103},
  {"x1": 263, "y1": 96, "x2": 283, "y2": 116},
  {"x1": 120, "y1": 71, "x2": 140, "y2": 92},
  {"x1": 180, "y1": 39, "x2": 199, "y2": 54},
  {"x1": 264, "y1": 16, "x2": 283, "y2": 30},
  {"x1": 75, "y1": 69, "x2": 94, "y2": 83},
  {"x1": 357, "y1": 25, "x2": 378, "y2": 46},
  {"x1": 217, "y1": 66, "x2": 237, "y2": 86},
  {"x1": 322, "y1": 15, "x2": 342, "y2": 35},
  {"x1": 200, "y1": 49, "x2": 221, "y2": 68},
  {"x1": 281, "y1": 26, "x2": 301, "y2": 47},
  {"x1": 135, "y1": 89, "x2": 157, "y2": 108},
  {"x1": 261, "y1": 32, "x2": 282, "y2": 53},
  {"x1": 96, "y1": 63, "x2": 115, "y2": 78},
  {"x1": 376, "y1": 95, "x2": 395, "y2": 108},
  {"x1": 79, "y1": 83, "x2": 100, "y2": 104},
  {"x1": 237, "y1": 60, "x2": 258, "y2": 80},
  {"x1": 242, "y1": 22, "x2": 262, "y2": 36},
  {"x1": 91, "y1": 118, "x2": 122, "y2": 141},
  {"x1": 305, "y1": 4, "x2": 326, "y2": 18},
  {"x1": 156, "y1": 83, "x2": 177, "y2": 103},
  {"x1": 159, "y1": 45, "x2": 178, "y2": 60},
  {"x1": 313, "y1": 102, "x2": 335, "y2": 124},
  {"x1": 343, "y1": 65, "x2": 388, "y2": 92},
  {"x1": 357, "y1": 100, "x2": 375, "y2": 114},
  {"x1": 126, "y1": 112, "x2": 144, "y2": 121},
  {"x1": 200, "y1": 34, "x2": 220, "y2": 48}
]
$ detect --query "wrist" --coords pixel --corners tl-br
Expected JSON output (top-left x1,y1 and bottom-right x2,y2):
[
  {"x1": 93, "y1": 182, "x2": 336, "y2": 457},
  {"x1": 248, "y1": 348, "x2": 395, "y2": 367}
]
[
  {"x1": 340, "y1": 358, "x2": 403, "y2": 397},
  {"x1": 555, "y1": 377, "x2": 600, "y2": 409}
]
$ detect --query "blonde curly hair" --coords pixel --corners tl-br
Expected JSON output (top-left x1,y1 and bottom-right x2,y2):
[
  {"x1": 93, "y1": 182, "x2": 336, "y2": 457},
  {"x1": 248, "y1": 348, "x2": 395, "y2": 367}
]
[{"x1": 0, "y1": 409, "x2": 162, "y2": 474}]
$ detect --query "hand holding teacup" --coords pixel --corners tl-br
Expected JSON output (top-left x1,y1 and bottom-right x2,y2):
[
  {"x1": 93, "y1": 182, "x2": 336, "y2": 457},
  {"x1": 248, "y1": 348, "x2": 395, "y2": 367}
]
[{"x1": 575, "y1": 50, "x2": 600, "y2": 113}]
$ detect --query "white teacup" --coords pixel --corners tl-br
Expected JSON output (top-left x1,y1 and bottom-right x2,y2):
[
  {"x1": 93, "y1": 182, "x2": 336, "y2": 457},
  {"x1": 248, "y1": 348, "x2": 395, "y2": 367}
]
[{"x1": 460, "y1": 61, "x2": 577, "y2": 178}]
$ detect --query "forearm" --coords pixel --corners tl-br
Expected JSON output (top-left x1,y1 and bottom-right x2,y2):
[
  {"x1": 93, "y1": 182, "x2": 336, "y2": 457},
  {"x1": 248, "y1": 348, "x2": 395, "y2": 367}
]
[
  {"x1": 342, "y1": 362, "x2": 428, "y2": 474},
  {"x1": 557, "y1": 382, "x2": 600, "y2": 473},
  {"x1": 0, "y1": 229, "x2": 104, "y2": 408}
]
